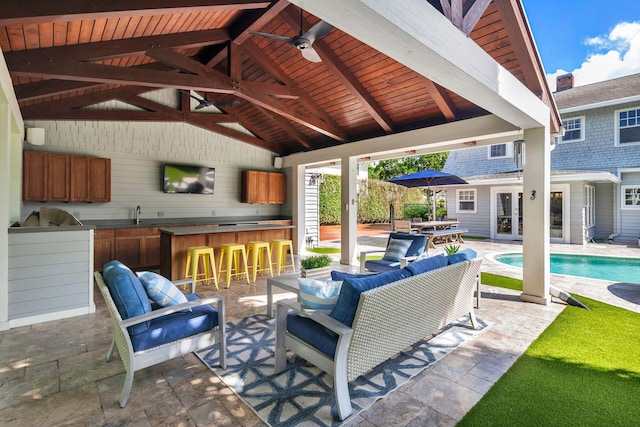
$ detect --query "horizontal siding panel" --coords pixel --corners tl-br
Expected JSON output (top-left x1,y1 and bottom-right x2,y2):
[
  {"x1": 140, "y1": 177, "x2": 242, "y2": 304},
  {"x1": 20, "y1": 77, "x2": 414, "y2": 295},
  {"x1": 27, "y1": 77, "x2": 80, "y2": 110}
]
[
  {"x1": 9, "y1": 294, "x2": 90, "y2": 318},
  {"x1": 9, "y1": 250, "x2": 89, "y2": 269},
  {"x1": 9, "y1": 283, "x2": 88, "y2": 303},
  {"x1": 8, "y1": 239, "x2": 89, "y2": 258},
  {"x1": 9, "y1": 271, "x2": 89, "y2": 292},
  {"x1": 9, "y1": 261, "x2": 89, "y2": 281}
]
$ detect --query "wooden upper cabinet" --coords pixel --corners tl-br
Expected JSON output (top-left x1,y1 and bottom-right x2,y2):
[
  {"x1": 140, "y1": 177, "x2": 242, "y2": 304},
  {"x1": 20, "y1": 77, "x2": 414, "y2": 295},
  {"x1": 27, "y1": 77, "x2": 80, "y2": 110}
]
[
  {"x1": 23, "y1": 151, "x2": 70, "y2": 202},
  {"x1": 24, "y1": 151, "x2": 110, "y2": 203},
  {"x1": 70, "y1": 155, "x2": 90, "y2": 201},
  {"x1": 242, "y1": 170, "x2": 286, "y2": 204},
  {"x1": 268, "y1": 172, "x2": 286, "y2": 204},
  {"x1": 89, "y1": 157, "x2": 111, "y2": 202}
]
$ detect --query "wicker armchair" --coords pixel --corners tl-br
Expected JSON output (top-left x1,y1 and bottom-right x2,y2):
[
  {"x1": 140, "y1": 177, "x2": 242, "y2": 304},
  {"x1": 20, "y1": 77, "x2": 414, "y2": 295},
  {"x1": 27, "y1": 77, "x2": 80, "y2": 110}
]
[{"x1": 95, "y1": 262, "x2": 226, "y2": 407}]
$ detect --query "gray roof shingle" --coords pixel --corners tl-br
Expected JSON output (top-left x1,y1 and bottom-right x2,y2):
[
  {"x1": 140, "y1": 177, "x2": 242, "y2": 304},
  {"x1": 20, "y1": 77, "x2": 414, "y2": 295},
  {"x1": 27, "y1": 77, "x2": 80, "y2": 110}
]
[{"x1": 554, "y1": 73, "x2": 640, "y2": 110}]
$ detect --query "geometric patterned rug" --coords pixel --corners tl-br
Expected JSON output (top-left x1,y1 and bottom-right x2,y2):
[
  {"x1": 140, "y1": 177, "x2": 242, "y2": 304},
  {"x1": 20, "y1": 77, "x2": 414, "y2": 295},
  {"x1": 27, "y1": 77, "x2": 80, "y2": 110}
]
[{"x1": 196, "y1": 314, "x2": 487, "y2": 427}]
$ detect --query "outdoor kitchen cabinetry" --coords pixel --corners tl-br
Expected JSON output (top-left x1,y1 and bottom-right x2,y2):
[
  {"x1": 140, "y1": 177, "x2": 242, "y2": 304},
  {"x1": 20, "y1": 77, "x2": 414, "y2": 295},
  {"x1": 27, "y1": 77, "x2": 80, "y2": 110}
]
[
  {"x1": 70, "y1": 156, "x2": 111, "y2": 202},
  {"x1": 242, "y1": 170, "x2": 286, "y2": 204},
  {"x1": 94, "y1": 229, "x2": 115, "y2": 270},
  {"x1": 113, "y1": 228, "x2": 160, "y2": 270},
  {"x1": 23, "y1": 151, "x2": 70, "y2": 202},
  {"x1": 23, "y1": 151, "x2": 111, "y2": 202}
]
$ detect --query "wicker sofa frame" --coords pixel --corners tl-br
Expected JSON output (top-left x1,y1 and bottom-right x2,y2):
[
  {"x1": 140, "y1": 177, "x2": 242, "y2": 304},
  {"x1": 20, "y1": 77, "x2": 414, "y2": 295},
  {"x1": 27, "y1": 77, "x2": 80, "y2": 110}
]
[
  {"x1": 94, "y1": 271, "x2": 227, "y2": 407},
  {"x1": 275, "y1": 257, "x2": 482, "y2": 420}
]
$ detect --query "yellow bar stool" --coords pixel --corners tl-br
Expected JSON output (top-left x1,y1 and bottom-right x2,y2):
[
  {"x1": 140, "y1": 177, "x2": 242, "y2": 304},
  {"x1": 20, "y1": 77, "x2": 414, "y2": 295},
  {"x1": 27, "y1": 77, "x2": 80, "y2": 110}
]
[
  {"x1": 271, "y1": 239, "x2": 295, "y2": 276},
  {"x1": 217, "y1": 243, "x2": 250, "y2": 288},
  {"x1": 184, "y1": 246, "x2": 218, "y2": 290},
  {"x1": 246, "y1": 241, "x2": 273, "y2": 283}
]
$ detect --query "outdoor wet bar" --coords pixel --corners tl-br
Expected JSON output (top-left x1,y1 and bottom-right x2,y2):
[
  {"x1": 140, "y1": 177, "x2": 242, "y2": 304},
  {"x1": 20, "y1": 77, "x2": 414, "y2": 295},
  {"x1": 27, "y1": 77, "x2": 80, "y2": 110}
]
[{"x1": 159, "y1": 221, "x2": 293, "y2": 281}]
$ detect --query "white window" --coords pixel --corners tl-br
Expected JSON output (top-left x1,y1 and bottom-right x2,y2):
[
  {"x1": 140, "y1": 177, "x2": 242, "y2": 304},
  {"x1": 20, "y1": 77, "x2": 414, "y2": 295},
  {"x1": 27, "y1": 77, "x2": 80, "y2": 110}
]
[
  {"x1": 615, "y1": 107, "x2": 640, "y2": 146},
  {"x1": 622, "y1": 185, "x2": 640, "y2": 209},
  {"x1": 456, "y1": 189, "x2": 477, "y2": 213},
  {"x1": 584, "y1": 185, "x2": 595, "y2": 227},
  {"x1": 487, "y1": 143, "x2": 513, "y2": 159},
  {"x1": 559, "y1": 116, "x2": 585, "y2": 143}
]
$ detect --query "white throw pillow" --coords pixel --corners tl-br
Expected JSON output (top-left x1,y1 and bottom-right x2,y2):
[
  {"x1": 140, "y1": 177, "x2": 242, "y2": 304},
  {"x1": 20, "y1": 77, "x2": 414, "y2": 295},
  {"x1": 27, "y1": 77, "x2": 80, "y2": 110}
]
[
  {"x1": 137, "y1": 271, "x2": 189, "y2": 309},
  {"x1": 297, "y1": 278, "x2": 343, "y2": 313},
  {"x1": 382, "y1": 238, "x2": 412, "y2": 262}
]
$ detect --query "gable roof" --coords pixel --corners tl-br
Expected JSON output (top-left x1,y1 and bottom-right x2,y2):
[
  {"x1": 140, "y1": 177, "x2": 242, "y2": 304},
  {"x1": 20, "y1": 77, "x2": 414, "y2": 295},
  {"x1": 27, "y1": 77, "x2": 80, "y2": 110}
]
[
  {"x1": 554, "y1": 73, "x2": 640, "y2": 112},
  {"x1": 1, "y1": 1, "x2": 559, "y2": 155}
]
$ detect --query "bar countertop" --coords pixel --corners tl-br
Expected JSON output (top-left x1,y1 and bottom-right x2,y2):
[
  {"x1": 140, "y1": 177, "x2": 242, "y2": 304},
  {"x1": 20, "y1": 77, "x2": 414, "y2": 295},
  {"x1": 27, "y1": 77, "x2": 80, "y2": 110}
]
[{"x1": 159, "y1": 223, "x2": 294, "y2": 236}]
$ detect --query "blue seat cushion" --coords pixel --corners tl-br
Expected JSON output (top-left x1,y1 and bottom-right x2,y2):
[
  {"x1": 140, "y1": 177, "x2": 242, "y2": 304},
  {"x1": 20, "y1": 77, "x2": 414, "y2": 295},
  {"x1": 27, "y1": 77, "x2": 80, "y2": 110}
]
[
  {"x1": 387, "y1": 232, "x2": 427, "y2": 257},
  {"x1": 447, "y1": 249, "x2": 478, "y2": 264},
  {"x1": 102, "y1": 260, "x2": 152, "y2": 336},
  {"x1": 287, "y1": 312, "x2": 338, "y2": 358},
  {"x1": 364, "y1": 259, "x2": 403, "y2": 272},
  {"x1": 330, "y1": 271, "x2": 376, "y2": 281},
  {"x1": 130, "y1": 294, "x2": 219, "y2": 352},
  {"x1": 330, "y1": 268, "x2": 411, "y2": 327},
  {"x1": 405, "y1": 255, "x2": 448, "y2": 275}
]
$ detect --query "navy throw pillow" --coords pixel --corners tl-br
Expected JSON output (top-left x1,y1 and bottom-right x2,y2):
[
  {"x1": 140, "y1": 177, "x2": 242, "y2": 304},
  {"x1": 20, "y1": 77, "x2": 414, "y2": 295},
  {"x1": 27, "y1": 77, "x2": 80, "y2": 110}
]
[
  {"x1": 447, "y1": 249, "x2": 478, "y2": 265},
  {"x1": 405, "y1": 254, "x2": 448, "y2": 275}
]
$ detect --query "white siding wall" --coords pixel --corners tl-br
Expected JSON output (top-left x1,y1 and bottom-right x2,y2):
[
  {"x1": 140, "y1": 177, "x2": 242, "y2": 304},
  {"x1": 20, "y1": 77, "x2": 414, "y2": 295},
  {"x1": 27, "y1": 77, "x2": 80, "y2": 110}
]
[
  {"x1": 620, "y1": 171, "x2": 640, "y2": 243},
  {"x1": 8, "y1": 229, "x2": 94, "y2": 327},
  {"x1": 22, "y1": 103, "x2": 282, "y2": 222},
  {"x1": 446, "y1": 186, "x2": 492, "y2": 238}
]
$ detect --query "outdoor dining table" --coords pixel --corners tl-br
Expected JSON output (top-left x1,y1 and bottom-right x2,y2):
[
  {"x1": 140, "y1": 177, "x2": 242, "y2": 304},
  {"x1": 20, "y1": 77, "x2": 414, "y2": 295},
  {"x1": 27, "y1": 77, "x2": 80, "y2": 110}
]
[{"x1": 411, "y1": 220, "x2": 460, "y2": 233}]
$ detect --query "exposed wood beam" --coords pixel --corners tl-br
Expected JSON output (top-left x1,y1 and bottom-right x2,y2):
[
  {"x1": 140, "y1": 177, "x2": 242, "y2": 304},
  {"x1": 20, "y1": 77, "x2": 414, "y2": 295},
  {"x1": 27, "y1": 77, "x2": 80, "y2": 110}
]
[
  {"x1": 4, "y1": 29, "x2": 229, "y2": 65},
  {"x1": 206, "y1": 0, "x2": 290, "y2": 67},
  {"x1": 419, "y1": 77, "x2": 457, "y2": 120},
  {"x1": 240, "y1": 40, "x2": 345, "y2": 139},
  {"x1": 281, "y1": 6, "x2": 394, "y2": 132},
  {"x1": 462, "y1": 0, "x2": 492, "y2": 35},
  {"x1": 14, "y1": 80, "x2": 107, "y2": 102},
  {"x1": 255, "y1": 105, "x2": 312, "y2": 148},
  {"x1": 21, "y1": 109, "x2": 176, "y2": 121},
  {"x1": 0, "y1": 0, "x2": 271, "y2": 26}
]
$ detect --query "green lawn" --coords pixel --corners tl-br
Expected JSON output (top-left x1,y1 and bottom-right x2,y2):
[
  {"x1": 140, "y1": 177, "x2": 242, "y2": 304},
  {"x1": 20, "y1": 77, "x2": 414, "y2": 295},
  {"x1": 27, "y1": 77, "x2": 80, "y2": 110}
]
[
  {"x1": 306, "y1": 247, "x2": 341, "y2": 254},
  {"x1": 460, "y1": 275, "x2": 640, "y2": 426}
]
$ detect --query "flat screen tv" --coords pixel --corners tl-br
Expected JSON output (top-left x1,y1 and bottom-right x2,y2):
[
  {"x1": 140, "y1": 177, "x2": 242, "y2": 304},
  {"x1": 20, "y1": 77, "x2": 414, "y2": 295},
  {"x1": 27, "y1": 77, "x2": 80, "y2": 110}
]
[{"x1": 162, "y1": 163, "x2": 215, "y2": 194}]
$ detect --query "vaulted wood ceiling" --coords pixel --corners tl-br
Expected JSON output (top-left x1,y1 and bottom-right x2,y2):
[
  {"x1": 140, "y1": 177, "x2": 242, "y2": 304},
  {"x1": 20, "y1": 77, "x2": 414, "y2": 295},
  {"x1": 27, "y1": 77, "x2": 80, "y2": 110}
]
[{"x1": 1, "y1": 0, "x2": 554, "y2": 155}]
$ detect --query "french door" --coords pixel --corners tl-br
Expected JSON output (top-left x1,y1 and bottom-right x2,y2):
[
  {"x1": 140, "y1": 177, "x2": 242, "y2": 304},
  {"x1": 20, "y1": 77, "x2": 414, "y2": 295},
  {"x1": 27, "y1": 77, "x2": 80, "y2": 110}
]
[{"x1": 491, "y1": 185, "x2": 569, "y2": 242}]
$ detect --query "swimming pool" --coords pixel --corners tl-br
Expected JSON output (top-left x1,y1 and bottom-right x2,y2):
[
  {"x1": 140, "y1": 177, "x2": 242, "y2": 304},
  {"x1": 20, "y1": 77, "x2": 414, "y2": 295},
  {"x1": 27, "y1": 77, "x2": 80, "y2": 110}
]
[{"x1": 494, "y1": 253, "x2": 640, "y2": 284}]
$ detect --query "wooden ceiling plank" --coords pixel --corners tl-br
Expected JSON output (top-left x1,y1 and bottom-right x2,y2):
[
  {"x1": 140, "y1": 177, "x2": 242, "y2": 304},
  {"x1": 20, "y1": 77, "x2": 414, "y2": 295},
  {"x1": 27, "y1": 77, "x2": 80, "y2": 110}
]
[
  {"x1": 281, "y1": 7, "x2": 394, "y2": 132},
  {"x1": 0, "y1": 1, "x2": 272, "y2": 26},
  {"x1": 462, "y1": 0, "x2": 492, "y2": 35},
  {"x1": 4, "y1": 28, "x2": 230, "y2": 64},
  {"x1": 255, "y1": 105, "x2": 311, "y2": 148},
  {"x1": 205, "y1": 0, "x2": 289, "y2": 67}
]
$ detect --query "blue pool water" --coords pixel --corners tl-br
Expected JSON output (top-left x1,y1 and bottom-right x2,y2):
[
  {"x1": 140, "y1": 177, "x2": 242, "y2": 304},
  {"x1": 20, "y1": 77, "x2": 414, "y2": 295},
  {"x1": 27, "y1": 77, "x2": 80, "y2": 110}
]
[{"x1": 495, "y1": 253, "x2": 640, "y2": 284}]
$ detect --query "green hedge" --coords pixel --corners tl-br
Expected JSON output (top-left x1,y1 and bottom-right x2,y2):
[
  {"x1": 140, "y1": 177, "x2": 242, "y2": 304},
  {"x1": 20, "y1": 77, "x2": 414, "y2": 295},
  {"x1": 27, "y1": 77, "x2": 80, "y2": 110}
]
[{"x1": 319, "y1": 175, "x2": 424, "y2": 225}]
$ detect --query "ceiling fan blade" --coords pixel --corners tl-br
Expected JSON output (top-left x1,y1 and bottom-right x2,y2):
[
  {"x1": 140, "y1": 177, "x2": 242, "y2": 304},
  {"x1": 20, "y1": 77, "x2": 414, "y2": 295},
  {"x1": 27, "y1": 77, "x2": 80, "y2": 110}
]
[
  {"x1": 248, "y1": 30, "x2": 294, "y2": 45},
  {"x1": 304, "y1": 20, "x2": 333, "y2": 44},
  {"x1": 300, "y1": 46, "x2": 322, "y2": 63},
  {"x1": 194, "y1": 103, "x2": 207, "y2": 110}
]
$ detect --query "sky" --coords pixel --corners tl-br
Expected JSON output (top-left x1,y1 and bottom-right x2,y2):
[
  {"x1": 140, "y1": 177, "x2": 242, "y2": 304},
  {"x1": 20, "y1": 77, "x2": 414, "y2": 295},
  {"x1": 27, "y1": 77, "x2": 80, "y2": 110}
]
[{"x1": 522, "y1": 0, "x2": 640, "y2": 90}]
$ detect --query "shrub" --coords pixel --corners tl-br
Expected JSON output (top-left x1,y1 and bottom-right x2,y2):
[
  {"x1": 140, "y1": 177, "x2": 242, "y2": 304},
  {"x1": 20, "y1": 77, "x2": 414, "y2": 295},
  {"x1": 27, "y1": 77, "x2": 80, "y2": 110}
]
[{"x1": 300, "y1": 254, "x2": 333, "y2": 270}]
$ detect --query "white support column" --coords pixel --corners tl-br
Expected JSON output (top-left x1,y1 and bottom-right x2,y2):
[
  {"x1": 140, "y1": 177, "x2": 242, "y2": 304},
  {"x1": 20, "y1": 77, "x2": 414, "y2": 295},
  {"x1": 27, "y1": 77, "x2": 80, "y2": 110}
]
[
  {"x1": 291, "y1": 164, "x2": 307, "y2": 257},
  {"x1": 340, "y1": 157, "x2": 357, "y2": 265},
  {"x1": 0, "y1": 104, "x2": 9, "y2": 329},
  {"x1": 520, "y1": 127, "x2": 551, "y2": 305}
]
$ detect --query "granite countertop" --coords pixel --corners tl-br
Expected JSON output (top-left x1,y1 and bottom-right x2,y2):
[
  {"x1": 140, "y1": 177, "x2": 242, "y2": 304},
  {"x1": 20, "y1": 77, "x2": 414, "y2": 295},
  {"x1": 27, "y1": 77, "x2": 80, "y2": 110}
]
[{"x1": 79, "y1": 216, "x2": 292, "y2": 229}]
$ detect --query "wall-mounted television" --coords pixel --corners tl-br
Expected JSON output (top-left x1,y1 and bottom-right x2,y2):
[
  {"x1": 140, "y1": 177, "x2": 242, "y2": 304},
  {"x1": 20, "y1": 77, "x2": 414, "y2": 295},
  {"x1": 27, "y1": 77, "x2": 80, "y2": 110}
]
[{"x1": 162, "y1": 163, "x2": 215, "y2": 194}]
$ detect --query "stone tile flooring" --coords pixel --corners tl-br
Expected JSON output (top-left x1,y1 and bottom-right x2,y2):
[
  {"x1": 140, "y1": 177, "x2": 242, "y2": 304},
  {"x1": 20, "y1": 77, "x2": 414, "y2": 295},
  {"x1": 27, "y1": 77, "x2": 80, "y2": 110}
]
[{"x1": 1, "y1": 240, "x2": 638, "y2": 426}]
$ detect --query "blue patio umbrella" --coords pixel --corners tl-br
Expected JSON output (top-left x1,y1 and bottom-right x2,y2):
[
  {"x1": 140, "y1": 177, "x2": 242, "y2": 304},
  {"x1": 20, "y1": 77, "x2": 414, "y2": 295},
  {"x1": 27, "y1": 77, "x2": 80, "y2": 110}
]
[{"x1": 387, "y1": 170, "x2": 468, "y2": 220}]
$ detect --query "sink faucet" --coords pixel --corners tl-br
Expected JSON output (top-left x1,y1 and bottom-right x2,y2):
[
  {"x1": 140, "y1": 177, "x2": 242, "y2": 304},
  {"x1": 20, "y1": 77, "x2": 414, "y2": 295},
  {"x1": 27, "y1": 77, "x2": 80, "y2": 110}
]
[{"x1": 135, "y1": 205, "x2": 142, "y2": 225}]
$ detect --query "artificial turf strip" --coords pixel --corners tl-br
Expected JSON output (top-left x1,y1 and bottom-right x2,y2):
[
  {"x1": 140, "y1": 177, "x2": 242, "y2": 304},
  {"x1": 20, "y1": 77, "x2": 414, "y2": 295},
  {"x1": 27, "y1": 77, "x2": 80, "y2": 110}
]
[
  {"x1": 306, "y1": 247, "x2": 341, "y2": 254},
  {"x1": 480, "y1": 272, "x2": 523, "y2": 291},
  {"x1": 458, "y1": 294, "x2": 640, "y2": 426}
]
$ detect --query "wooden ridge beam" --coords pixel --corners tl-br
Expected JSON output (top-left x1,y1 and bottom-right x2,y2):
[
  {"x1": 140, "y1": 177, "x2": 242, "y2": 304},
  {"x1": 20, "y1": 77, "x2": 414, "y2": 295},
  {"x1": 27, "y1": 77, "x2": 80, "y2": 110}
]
[
  {"x1": 0, "y1": 0, "x2": 270, "y2": 26},
  {"x1": 419, "y1": 77, "x2": 457, "y2": 121},
  {"x1": 14, "y1": 80, "x2": 107, "y2": 102}
]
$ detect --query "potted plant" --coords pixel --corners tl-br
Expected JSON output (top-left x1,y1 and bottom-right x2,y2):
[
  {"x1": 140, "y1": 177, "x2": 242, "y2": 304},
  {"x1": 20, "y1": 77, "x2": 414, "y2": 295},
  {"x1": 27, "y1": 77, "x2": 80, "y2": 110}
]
[
  {"x1": 443, "y1": 244, "x2": 460, "y2": 255},
  {"x1": 436, "y1": 207, "x2": 448, "y2": 221},
  {"x1": 300, "y1": 254, "x2": 333, "y2": 277}
]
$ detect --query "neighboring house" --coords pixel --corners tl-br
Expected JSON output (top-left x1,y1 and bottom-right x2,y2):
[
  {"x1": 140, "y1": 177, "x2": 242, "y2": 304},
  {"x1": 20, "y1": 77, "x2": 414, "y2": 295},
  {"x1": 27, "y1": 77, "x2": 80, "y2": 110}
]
[{"x1": 443, "y1": 73, "x2": 640, "y2": 245}]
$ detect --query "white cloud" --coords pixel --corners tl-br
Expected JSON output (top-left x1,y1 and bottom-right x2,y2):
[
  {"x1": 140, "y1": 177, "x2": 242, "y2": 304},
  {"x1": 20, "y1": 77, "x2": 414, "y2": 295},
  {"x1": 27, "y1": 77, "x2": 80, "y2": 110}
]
[{"x1": 546, "y1": 21, "x2": 640, "y2": 91}]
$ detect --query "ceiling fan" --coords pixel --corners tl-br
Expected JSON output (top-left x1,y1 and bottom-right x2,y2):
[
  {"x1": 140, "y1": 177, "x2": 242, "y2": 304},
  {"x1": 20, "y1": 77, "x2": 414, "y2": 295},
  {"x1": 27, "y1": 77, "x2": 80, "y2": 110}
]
[
  {"x1": 248, "y1": 10, "x2": 333, "y2": 63},
  {"x1": 179, "y1": 90, "x2": 240, "y2": 109}
]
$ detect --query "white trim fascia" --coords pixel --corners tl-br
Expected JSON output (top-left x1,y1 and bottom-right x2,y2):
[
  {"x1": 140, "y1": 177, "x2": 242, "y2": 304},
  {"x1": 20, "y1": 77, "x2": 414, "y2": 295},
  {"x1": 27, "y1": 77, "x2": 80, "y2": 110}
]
[
  {"x1": 559, "y1": 95, "x2": 640, "y2": 114},
  {"x1": 284, "y1": 115, "x2": 520, "y2": 167},
  {"x1": 290, "y1": 0, "x2": 550, "y2": 130},
  {"x1": 466, "y1": 171, "x2": 620, "y2": 186},
  {"x1": 0, "y1": 49, "x2": 23, "y2": 134}
]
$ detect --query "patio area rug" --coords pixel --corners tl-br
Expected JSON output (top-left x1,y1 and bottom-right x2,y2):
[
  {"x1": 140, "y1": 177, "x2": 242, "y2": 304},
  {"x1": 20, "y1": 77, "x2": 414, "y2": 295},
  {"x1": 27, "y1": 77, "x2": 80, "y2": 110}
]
[{"x1": 196, "y1": 314, "x2": 487, "y2": 426}]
